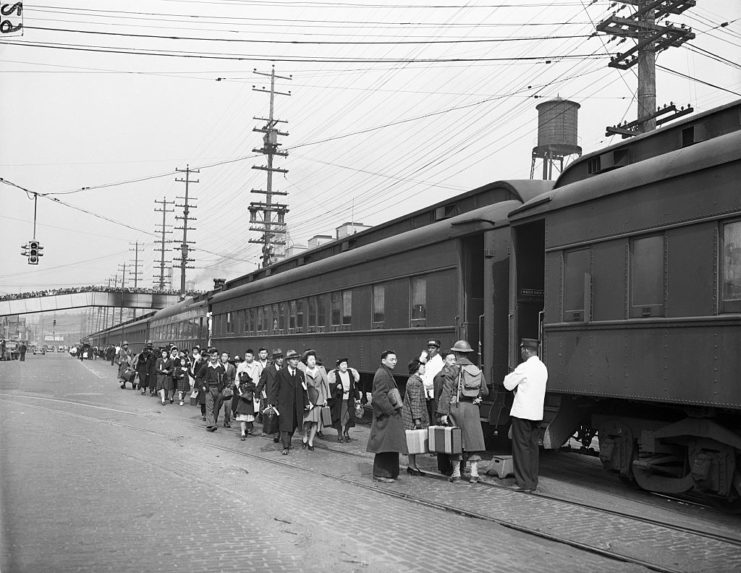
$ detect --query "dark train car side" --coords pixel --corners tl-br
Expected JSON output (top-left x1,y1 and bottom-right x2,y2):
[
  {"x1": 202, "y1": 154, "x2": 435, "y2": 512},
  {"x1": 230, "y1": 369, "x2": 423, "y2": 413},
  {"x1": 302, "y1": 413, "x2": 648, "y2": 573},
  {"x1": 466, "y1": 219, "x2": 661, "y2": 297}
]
[
  {"x1": 508, "y1": 101, "x2": 741, "y2": 501},
  {"x1": 210, "y1": 180, "x2": 552, "y2": 397}
]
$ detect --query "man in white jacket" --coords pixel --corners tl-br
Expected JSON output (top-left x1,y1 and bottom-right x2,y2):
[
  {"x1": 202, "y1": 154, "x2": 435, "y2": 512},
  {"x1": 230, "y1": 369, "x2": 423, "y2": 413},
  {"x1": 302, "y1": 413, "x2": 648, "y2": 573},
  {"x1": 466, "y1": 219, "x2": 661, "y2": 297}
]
[{"x1": 503, "y1": 338, "x2": 548, "y2": 493}]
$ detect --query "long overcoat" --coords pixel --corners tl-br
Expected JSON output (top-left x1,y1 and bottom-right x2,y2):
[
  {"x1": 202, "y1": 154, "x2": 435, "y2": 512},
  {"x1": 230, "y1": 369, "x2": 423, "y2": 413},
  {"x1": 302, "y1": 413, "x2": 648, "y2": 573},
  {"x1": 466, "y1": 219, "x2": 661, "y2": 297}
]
[
  {"x1": 437, "y1": 357, "x2": 489, "y2": 453},
  {"x1": 366, "y1": 365, "x2": 408, "y2": 455},
  {"x1": 270, "y1": 367, "x2": 309, "y2": 433},
  {"x1": 401, "y1": 373, "x2": 429, "y2": 431}
]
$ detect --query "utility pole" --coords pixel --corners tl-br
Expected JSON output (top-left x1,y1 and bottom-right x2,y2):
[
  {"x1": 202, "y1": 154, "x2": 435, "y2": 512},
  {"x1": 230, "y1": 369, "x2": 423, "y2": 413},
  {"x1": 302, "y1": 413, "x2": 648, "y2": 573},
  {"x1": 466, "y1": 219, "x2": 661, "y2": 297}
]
[
  {"x1": 249, "y1": 65, "x2": 291, "y2": 268},
  {"x1": 117, "y1": 262, "x2": 126, "y2": 324},
  {"x1": 129, "y1": 241, "x2": 143, "y2": 320},
  {"x1": 598, "y1": 0, "x2": 695, "y2": 137},
  {"x1": 153, "y1": 197, "x2": 174, "y2": 291},
  {"x1": 174, "y1": 166, "x2": 198, "y2": 297}
]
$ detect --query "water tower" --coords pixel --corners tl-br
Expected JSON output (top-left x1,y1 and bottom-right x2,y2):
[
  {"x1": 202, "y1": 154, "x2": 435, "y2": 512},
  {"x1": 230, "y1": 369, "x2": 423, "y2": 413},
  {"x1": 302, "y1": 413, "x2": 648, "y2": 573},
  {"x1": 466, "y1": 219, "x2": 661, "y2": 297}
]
[{"x1": 530, "y1": 98, "x2": 582, "y2": 180}]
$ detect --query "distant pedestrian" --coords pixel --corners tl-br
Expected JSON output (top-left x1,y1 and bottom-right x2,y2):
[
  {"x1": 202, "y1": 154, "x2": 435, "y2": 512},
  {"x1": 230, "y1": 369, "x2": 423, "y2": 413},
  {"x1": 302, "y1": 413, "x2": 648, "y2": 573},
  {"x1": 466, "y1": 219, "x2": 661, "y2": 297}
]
[
  {"x1": 301, "y1": 350, "x2": 330, "y2": 451},
  {"x1": 116, "y1": 341, "x2": 133, "y2": 388},
  {"x1": 137, "y1": 342, "x2": 156, "y2": 395},
  {"x1": 402, "y1": 358, "x2": 429, "y2": 475},
  {"x1": 198, "y1": 348, "x2": 225, "y2": 432},
  {"x1": 257, "y1": 347, "x2": 269, "y2": 371},
  {"x1": 438, "y1": 340, "x2": 489, "y2": 484},
  {"x1": 220, "y1": 351, "x2": 236, "y2": 428},
  {"x1": 155, "y1": 348, "x2": 173, "y2": 406},
  {"x1": 503, "y1": 338, "x2": 548, "y2": 493},
  {"x1": 235, "y1": 369, "x2": 257, "y2": 440},
  {"x1": 189, "y1": 347, "x2": 207, "y2": 418},
  {"x1": 19, "y1": 342, "x2": 27, "y2": 362},
  {"x1": 270, "y1": 350, "x2": 309, "y2": 455},
  {"x1": 366, "y1": 350, "x2": 407, "y2": 483},
  {"x1": 174, "y1": 354, "x2": 189, "y2": 406},
  {"x1": 165, "y1": 347, "x2": 180, "y2": 403},
  {"x1": 256, "y1": 348, "x2": 284, "y2": 442},
  {"x1": 328, "y1": 358, "x2": 361, "y2": 442}
]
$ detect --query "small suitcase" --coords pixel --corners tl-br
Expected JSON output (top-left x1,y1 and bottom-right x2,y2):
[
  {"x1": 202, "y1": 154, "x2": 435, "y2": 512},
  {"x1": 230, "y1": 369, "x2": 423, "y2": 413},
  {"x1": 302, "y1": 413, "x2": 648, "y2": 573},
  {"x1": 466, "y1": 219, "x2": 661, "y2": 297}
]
[
  {"x1": 405, "y1": 429, "x2": 429, "y2": 454},
  {"x1": 262, "y1": 407, "x2": 279, "y2": 434},
  {"x1": 428, "y1": 425, "x2": 462, "y2": 455},
  {"x1": 320, "y1": 405, "x2": 332, "y2": 426}
]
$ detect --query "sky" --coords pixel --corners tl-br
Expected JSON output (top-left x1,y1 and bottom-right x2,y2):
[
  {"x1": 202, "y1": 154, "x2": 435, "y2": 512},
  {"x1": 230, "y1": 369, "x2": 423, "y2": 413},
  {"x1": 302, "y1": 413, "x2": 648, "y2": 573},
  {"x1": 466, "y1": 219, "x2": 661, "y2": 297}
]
[{"x1": 1, "y1": 0, "x2": 739, "y2": 295}]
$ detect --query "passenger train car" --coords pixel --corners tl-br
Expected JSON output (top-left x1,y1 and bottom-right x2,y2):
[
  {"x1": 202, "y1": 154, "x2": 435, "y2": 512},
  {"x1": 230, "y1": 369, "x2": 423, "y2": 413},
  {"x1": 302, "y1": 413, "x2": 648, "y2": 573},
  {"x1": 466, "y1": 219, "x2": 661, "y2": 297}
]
[
  {"x1": 87, "y1": 100, "x2": 741, "y2": 502},
  {"x1": 508, "y1": 101, "x2": 741, "y2": 501}
]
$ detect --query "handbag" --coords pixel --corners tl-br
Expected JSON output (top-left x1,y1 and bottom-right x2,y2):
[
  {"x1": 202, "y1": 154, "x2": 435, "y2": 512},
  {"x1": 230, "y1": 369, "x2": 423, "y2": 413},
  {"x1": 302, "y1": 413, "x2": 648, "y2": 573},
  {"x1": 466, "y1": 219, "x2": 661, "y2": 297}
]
[
  {"x1": 262, "y1": 406, "x2": 279, "y2": 434},
  {"x1": 222, "y1": 385, "x2": 234, "y2": 398},
  {"x1": 354, "y1": 400, "x2": 364, "y2": 419}
]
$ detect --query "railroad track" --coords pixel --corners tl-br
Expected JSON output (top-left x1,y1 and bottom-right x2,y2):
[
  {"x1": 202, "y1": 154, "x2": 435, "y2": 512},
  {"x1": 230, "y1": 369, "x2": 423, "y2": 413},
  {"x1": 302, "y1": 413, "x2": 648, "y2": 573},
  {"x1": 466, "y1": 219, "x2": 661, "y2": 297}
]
[{"x1": 4, "y1": 391, "x2": 741, "y2": 573}]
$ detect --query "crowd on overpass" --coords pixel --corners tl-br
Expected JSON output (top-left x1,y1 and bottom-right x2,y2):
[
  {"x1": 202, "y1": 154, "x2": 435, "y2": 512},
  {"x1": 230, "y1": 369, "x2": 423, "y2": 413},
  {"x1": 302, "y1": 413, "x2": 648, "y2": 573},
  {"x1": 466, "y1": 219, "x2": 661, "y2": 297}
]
[{"x1": 0, "y1": 286, "x2": 204, "y2": 302}]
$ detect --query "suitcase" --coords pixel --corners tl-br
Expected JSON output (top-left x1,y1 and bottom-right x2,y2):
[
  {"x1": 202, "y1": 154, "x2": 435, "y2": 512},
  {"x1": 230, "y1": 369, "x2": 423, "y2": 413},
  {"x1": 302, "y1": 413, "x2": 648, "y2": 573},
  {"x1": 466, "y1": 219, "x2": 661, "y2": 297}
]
[
  {"x1": 405, "y1": 429, "x2": 429, "y2": 454},
  {"x1": 428, "y1": 425, "x2": 462, "y2": 455},
  {"x1": 262, "y1": 407, "x2": 279, "y2": 434},
  {"x1": 320, "y1": 405, "x2": 332, "y2": 426}
]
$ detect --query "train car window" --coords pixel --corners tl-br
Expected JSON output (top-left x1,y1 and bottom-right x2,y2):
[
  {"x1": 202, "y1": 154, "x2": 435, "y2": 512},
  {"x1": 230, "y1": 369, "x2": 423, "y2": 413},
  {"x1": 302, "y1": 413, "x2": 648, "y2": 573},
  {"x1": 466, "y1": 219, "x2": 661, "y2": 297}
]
[
  {"x1": 373, "y1": 285, "x2": 385, "y2": 327},
  {"x1": 271, "y1": 304, "x2": 280, "y2": 332},
  {"x1": 630, "y1": 235, "x2": 665, "y2": 318},
  {"x1": 226, "y1": 312, "x2": 233, "y2": 334},
  {"x1": 289, "y1": 301, "x2": 297, "y2": 331},
  {"x1": 722, "y1": 221, "x2": 741, "y2": 313},
  {"x1": 296, "y1": 299, "x2": 305, "y2": 331},
  {"x1": 342, "y1": 291, "x2": 352, "y2": 326},
  {"x1": 563, "y1": 249, "x2": 590, "y2": 322},
  {"x1": 331, "y1": 292, "x2": 342, "y2": 326},
  {"x1": 317, "y1": 295, "x2": 329, "y2": 329},
  {"x1": 411, "y1": 277, "x2": 427, "y2": 326},
  {"x1": 308, "y1": 296, "x2": 317, "y2": 331}
]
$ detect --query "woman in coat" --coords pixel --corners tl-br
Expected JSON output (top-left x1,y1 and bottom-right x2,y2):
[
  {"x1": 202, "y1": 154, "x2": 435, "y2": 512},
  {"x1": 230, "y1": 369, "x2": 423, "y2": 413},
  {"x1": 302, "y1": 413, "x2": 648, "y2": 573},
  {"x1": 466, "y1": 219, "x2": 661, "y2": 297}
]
[
  {"x1": 173, "y1": 353, "x2": 190, "y2": 406},
  {"x1": 402, "y1": 358, "x2": 429, "y2": 475},
  {"x1": 235, "y1": 370, "x2": 257, "y2": 440},
  {"x1": 301, "y1": 350, "x2": 330, "y2": 451},
  {"x1": 328, "y1": 358, "x2": 361, "y2": 442},
  {"x1": 155, "y1": 348, "x2": 173, "y2": 406},
  {"x1": 164, "y1": 347, "x2": 179, "y2": 404},
  {"x1": 438, "y1": 340, "x2": 490, "y2": 483},
  {"x1": 366, "y1": 350, "x2": 408, "y2": 482}
]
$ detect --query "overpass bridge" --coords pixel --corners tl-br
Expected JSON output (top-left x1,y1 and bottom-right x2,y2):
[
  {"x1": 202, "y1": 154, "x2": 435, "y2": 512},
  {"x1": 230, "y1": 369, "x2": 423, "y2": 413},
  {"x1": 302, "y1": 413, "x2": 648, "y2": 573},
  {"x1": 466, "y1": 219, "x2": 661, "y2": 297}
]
[{"x1": 0, "y1": 289, "x2": 183, "y2": 318}]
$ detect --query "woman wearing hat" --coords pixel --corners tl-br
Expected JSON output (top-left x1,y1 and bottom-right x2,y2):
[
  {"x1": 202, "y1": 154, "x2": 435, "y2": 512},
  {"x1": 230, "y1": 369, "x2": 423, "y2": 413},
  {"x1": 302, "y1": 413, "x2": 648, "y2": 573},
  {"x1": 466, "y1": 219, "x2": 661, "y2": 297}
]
[
  {"x1": 155, "y1": 348, "x2": 173, "y2": 406},
  {"x1": 328, "y1": 357, "x2": 361, "y2": 442},
  {"x1": 438, "y1": 340, "x2": 489, "y2": 483},
  {"x1": 301, "y1": 350, "x2": 330, "y2": 451}
]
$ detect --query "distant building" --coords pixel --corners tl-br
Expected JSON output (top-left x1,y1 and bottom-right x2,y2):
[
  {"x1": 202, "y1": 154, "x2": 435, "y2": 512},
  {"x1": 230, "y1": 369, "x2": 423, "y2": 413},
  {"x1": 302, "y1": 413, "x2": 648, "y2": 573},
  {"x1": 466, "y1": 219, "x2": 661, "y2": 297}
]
[{"x1": 336, "y1": 221, "x2": 370, "y2": 239}]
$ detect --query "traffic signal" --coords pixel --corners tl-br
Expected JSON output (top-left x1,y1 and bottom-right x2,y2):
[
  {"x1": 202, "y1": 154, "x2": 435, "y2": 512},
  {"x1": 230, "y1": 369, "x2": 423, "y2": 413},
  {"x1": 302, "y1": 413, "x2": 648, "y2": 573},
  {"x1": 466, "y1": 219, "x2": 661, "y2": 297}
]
[{"x1": 27, "y1": 240, "x2": 43, "y2": 265}]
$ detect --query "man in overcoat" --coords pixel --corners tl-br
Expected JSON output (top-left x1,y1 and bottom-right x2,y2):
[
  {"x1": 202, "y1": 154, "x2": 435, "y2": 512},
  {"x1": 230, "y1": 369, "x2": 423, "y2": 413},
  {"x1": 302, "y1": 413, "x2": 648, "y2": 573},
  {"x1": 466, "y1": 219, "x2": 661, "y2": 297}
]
[
  {"x1": 257, "y1": 348, "x2": 284, "y2": 442},
  {"x1": 269, "y1": 349, "x2": 309, "y2": 455},
  {"x1": 366, "y1": 350, "x2": 407, "y2": 482},
  {"x1": 116, "y1": 341, "x2": 133, "y2": 388}
]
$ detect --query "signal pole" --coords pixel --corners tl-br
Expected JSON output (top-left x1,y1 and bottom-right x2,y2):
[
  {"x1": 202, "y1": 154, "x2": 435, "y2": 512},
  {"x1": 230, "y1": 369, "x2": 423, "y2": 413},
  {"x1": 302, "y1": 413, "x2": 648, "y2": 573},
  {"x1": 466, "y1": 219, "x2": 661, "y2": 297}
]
[
  {"x1": 128, "y1": 241, "x2": 143, "y2": 319},
  {"x1": 598, "y1": 0, "x2": 695, "y2": 137},
  {"x1": 117, "y1": 262, "x2": 126, "y2": 324},
  {"x1": 154, "y1": 197, "x2": 174, "y2": 291},
  {"x1": 249, "y1": 65, "x2": 291, "y2": 267},
  {"x1": 175, "y1": 166, "x2": 198, "y2": 297}
]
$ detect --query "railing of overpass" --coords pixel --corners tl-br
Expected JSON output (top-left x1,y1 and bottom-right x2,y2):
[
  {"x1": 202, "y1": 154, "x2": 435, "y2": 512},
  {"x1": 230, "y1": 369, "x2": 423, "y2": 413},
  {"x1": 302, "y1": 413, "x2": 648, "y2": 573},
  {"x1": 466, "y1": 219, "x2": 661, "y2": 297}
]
[{"x1": 0, "y1": 286, "x2": 205, "y2": 302}]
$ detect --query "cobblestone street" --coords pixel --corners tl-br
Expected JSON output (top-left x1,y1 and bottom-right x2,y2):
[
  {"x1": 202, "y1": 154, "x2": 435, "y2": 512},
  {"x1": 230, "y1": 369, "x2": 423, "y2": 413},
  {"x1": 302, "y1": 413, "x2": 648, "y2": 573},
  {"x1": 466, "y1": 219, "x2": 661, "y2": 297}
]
[{"x1": 2, "y1": 356, "x2": 739, "y2": 572}]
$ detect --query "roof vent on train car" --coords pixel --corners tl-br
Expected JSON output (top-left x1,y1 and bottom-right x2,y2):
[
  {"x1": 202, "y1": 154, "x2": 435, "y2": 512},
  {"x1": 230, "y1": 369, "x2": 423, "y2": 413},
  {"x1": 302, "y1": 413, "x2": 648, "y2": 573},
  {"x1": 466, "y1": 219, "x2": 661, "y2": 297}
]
[
  {"x1": 213, "y1": 278, "x2": 226, "y2": 292},
  {"x1": 587, "y1": 148, "x2": 630, "y2": 175},
  {"x1": 435, "y1": 204, "x2": 458, "y2": 221},
  {"x1": 681, "y1": 124, "x2": 706, "y2": 147}
]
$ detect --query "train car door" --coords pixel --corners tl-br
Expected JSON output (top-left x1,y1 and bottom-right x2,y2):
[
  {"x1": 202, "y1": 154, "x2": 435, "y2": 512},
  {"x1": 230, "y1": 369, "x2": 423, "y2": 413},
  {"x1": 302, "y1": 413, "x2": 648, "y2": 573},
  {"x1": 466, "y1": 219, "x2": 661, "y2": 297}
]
[
  {"x1": 459, "y1": 235, "x2": 484, "y2": 362},
  {"x1": 510, "y1": 219, "x2": 545, "y2": 368}
]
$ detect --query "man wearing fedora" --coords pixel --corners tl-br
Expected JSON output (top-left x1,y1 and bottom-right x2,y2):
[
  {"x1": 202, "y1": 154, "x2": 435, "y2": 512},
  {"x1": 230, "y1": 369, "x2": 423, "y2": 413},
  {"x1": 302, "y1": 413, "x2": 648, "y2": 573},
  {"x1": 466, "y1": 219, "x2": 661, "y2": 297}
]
[
  {"x1": 503, "y1": 338, "x2": 549, "y2": 493},
  {"x1": 257, "y1": 348, "x2": 284, "y2": 442},
  {"x1": 270, "y1": 350, "x2": 310, "y2": 455}
]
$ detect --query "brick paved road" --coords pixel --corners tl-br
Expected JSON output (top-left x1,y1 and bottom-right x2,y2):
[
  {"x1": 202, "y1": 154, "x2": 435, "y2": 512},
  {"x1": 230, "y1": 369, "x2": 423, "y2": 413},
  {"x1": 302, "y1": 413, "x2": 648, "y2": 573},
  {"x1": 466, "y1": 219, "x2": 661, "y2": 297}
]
[{"x1": 1, "y1": 356, "x2": 736, "y2": 572}]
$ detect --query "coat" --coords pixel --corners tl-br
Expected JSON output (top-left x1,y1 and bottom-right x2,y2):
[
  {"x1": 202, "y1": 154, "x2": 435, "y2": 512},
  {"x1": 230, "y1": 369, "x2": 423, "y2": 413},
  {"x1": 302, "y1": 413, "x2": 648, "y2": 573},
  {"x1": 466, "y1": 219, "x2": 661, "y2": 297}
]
[
  {"x1": 270, "y1": 367, "x2": 309, "y2": 433},
  {"x1": 437, "y1": 357, "x2": 489, "y2": 453},
  {"x1": 366, "y1": 365, "x2": 408, "y2": 455},
  {"x1": 303, "y1": 366, "x2": 330, "y2": 423},
  {"x1": 256, "y1": 363, "x2": 281, "y2": 404},
  {"x1": 402, "y1": 373, "x2": 429, "y2": 431},
  {"x1": 235, "y1": 377, "x2": 257, "y2": 416},
  {"x1": 328, "y1": 367, "x2": 361, "y2": 428},
  {"x1": 191, "y1": 357, "x2": 208, "y2": 404}
]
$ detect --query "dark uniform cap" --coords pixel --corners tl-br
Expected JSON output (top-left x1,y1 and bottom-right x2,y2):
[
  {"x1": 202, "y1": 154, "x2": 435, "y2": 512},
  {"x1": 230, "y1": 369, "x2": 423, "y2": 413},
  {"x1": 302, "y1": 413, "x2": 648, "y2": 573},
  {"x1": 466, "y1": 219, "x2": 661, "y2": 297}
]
[
  {"x1": 285, "y1": 349, "x2": 300, "y2": 360},
  {"x1": 450, "y1": 340, "x2": 474, "y2": 353},
  {"x1": 520, "y1": 338, "x2": 540, "y2": 351},
  {"x1": 271, "y1": 348, "x2": 284, "y2": 358}
]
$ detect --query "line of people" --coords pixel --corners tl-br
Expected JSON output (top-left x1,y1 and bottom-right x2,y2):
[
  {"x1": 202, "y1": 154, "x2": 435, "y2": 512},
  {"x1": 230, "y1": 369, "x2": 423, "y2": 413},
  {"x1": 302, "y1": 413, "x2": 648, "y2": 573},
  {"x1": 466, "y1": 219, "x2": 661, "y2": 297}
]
[{"x1": 112, "y1": 336, "x2": 548, "y2": 491}]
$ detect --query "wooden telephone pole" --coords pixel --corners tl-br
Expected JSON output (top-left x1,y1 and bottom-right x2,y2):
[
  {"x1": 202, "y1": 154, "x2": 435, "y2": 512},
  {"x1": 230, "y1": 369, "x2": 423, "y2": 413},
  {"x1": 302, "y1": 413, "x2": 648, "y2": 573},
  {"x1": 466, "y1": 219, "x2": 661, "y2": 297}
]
[{"x1": 598, "y1": 0, "x2": 695, "y2": 137}]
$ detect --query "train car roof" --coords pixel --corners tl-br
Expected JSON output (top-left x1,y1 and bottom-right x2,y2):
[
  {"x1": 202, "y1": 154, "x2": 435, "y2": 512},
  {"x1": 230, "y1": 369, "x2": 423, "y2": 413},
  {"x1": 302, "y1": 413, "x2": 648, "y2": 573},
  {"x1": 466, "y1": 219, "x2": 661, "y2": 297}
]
[
  {"x1": 150, "y1": 295, "x2": 208, "y2": 321},
  {"x1": 509, "y1": 120, "x2": 741, "y2": 223},
  {"x1": 212, "y1": 197, "x2": 530, "y2": 304},
  {"x1": 223, "y1": 179, "x2": 552, "y2": 291},
  {"x1": 554, "y1": 99, "x2": 741, "y2": 189}
]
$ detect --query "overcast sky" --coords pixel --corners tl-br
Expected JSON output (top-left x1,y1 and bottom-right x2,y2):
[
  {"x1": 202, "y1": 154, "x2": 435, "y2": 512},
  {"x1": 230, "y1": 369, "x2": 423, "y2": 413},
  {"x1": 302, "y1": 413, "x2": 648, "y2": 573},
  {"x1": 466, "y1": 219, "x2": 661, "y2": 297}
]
[{"x1": 1, "y1": 0, "x2": 739, "y2": 295}]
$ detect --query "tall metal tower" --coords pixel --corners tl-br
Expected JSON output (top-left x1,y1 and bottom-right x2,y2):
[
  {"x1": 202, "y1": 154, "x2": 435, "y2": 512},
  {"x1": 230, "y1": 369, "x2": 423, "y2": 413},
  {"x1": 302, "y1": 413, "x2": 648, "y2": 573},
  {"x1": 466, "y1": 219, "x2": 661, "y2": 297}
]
[
  {"x1": 153, "y1": 197, "x2": 174, "y2": 291},
  {"x1": 249, "y1": 66, "x2": 291, "y2": 268},
  {"x1": 174, "y1": 166, "x2": 198, "y2": 297},
  {"x1": 598, "y1": 0, "x2": 695, "y2": 137},
  {"x1": 117, "y1": 262, "x2": 126, "y2": 324}
]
